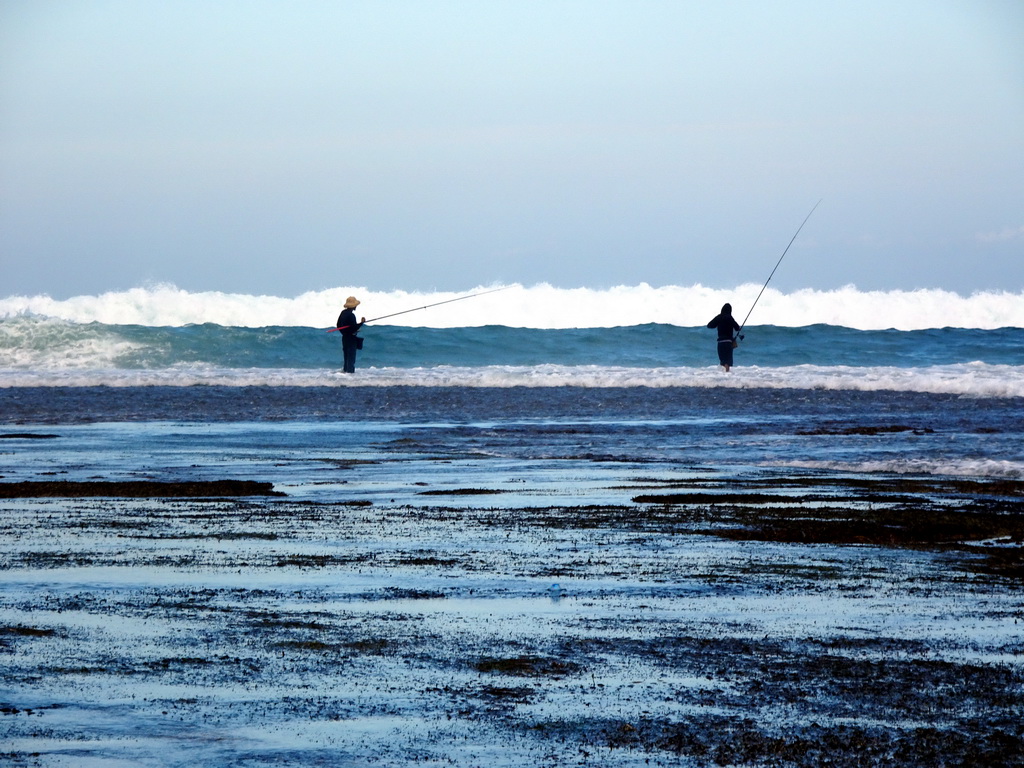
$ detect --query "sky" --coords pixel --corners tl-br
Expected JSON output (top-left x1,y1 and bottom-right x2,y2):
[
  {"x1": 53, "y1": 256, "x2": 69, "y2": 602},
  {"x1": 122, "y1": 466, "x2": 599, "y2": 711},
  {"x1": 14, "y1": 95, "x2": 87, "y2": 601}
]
[{"x1": 1, "y1": 0, "x2": 1022, "y2": 300}]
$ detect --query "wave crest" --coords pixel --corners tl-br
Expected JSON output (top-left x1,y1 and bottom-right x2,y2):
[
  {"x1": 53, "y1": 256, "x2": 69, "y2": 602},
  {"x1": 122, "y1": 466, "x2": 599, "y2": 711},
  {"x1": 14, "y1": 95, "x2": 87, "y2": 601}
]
[{"x1": 1, "y1": 282, "x2": 1022, "y2": 330}]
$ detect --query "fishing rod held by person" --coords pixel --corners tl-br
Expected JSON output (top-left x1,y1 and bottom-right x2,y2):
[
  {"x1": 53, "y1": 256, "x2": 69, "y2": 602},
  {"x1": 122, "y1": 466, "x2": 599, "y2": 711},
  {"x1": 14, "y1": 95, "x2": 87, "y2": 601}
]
[
  {"x1": 736, "y1": 199, "x2": 822, "y2": 341},
  {"x1": 327, "y1": 286, "x2": 510, "y2": 332}
]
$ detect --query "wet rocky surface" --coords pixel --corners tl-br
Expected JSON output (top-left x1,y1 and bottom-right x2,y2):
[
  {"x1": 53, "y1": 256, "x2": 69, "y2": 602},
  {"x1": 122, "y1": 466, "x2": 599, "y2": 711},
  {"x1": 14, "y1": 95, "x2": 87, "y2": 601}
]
[{"x1": 1, "y1": 473, "x2": 1022, "y2": 766}]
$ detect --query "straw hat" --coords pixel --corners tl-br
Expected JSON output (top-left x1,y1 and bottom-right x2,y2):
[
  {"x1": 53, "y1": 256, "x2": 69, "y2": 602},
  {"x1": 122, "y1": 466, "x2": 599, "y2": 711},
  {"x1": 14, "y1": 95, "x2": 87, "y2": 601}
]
[{"x1": 343, "y1": 296, "x2": 360, "y2": 309}]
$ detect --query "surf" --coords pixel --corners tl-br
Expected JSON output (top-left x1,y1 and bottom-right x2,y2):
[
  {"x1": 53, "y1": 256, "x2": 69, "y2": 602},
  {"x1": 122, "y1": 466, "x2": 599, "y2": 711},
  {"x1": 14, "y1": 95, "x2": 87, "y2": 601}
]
[
  {"x1": 2, "y1": 282, "x2": 1022, "y2": 330},
  {"x1": 2, "y1": 362, "x2": 1023, "y2": 399}
]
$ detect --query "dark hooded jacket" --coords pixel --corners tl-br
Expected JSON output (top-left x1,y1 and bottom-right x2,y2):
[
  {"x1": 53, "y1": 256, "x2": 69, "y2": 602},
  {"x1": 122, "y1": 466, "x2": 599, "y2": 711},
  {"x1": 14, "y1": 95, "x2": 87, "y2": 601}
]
[{"x1": 707, "y1": 303, "x2": 740, "y2": 341}]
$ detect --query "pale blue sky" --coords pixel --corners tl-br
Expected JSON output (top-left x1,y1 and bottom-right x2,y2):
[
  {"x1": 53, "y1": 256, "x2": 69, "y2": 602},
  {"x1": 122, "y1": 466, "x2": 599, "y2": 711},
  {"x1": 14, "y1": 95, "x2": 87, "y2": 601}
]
[{"x1": 2, "y1": 0, "x2": 1022, "y2": 299}]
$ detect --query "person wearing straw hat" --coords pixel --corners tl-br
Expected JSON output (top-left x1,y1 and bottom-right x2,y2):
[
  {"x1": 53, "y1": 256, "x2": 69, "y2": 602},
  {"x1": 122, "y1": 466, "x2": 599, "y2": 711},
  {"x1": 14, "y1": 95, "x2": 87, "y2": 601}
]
[{"x1": 336, "y1": 296, "x2": 366, "y2": 373}]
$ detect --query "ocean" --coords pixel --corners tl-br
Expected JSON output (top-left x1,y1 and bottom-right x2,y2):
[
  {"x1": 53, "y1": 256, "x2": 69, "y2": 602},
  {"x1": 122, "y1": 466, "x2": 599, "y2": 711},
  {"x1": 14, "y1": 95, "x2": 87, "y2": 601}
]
[
  {"x1": 2, "y1": 283, "x2": 1023, "y2": 486},
  {"x1": 2, "y1": 282, "x2": 1023, "y2": 393},
  {"x1": 2, "y1": 283, "x2": 1023, "y2": 766}
]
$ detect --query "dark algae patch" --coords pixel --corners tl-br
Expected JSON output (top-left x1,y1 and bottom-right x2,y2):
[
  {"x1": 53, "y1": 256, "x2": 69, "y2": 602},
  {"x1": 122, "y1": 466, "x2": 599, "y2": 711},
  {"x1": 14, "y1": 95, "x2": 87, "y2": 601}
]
[
  {"x1": 546, "y1": 716, "x2": 1021, "y2": 768},
  {"x1": 475, "y1": 655, "x2": 582, "y2": 678},
  {"x1": 631, "y1": 474, "x2": 1024, "y2": 499},
  {"x1": 0, "y1": 479, "x2": 283, "y2": 498},
  {"x1": 796, "y1": 423, "x2": 936, "y2": 436},
  {"x1": 417, "y1": 487, "x2": 507, "y2": 496},
  {"x1": 516, "y1": 633, "x2": 1024, "y2": 766},
  {"x1": 631, "y1": 475, "x2": 1024, "y2": 582}
]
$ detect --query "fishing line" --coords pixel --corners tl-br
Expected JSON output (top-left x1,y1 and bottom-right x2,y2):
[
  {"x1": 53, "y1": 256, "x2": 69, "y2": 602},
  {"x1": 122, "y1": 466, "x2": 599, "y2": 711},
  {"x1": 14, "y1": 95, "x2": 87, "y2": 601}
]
[
  {"x1": 737, "y1": 199, "x2": 822, "y2": 337},
  {"x1": 328, "y1": 286, "x2": 510, "y2": 331}
]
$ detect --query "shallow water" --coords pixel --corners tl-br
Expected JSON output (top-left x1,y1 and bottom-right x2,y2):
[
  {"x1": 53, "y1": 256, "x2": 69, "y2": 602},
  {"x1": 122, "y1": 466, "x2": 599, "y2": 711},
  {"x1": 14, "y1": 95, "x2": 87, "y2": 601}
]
[{"x1": 3, "y1": 386, "x2": 1023, "y2": 488}]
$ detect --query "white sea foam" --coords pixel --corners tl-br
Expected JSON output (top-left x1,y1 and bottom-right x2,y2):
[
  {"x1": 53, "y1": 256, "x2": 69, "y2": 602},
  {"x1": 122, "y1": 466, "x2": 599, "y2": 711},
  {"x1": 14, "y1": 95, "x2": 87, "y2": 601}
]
[
  {"x1": 2, "y1": 363, "x2": 1021, "y2": 397},
  {"x1": 0, "y1": 316, "x2": 143, "y2": 369},
  {"x1": 1, "y1": 283, "x2": 1021, "y2": 330}
]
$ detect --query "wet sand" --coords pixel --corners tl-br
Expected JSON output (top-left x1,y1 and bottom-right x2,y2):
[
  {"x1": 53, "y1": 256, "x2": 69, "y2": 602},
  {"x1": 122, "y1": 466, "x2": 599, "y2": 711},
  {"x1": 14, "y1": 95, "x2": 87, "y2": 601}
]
[{"x1": 1, "y1": 473, "x2": 1022, "y2": 766}]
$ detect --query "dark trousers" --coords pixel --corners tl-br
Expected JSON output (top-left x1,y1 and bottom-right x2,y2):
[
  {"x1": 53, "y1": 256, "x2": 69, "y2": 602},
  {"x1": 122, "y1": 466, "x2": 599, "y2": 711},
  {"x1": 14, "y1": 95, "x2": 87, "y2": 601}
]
[
  {"x1": 717, "y1": 339, "x2": 734, "y2": 367},
  {"x1": 342, "y1": 337, "x2": 358, "y2": 373}
]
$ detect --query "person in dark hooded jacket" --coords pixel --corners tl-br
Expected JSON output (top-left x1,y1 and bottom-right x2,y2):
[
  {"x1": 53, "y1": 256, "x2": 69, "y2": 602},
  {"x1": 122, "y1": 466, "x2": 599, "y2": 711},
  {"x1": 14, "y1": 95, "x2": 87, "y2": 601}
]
[{"x1": 707, "y1": 303, "x2": 741, "y2": 372}]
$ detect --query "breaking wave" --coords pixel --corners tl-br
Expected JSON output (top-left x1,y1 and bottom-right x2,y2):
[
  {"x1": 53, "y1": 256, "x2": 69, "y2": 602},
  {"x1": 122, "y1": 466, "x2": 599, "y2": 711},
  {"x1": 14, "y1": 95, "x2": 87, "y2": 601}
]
[{"x1": 2, "y1": 282, "x2": 1022, "y2": 330}]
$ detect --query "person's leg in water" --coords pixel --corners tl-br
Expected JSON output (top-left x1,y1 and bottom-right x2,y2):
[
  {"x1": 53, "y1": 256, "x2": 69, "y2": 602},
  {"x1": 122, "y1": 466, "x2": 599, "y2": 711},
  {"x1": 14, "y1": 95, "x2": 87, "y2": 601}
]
[
  {"x1": 342, "y1": 337, "x2": 357, "y2": 373},
  {"x1": 718, "y1": 340, "x2": 734, "y2": 372}
]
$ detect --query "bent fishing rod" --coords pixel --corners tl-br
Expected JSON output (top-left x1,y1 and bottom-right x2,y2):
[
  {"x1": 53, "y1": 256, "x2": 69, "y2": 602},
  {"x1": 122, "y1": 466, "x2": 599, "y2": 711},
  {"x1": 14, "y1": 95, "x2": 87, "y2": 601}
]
[
  {"x1": 735, "y1": 198, "x2": 822, "y2": 341},
  {"x1": 328, "y1": 286, "x2": 510, "y2": 332}
]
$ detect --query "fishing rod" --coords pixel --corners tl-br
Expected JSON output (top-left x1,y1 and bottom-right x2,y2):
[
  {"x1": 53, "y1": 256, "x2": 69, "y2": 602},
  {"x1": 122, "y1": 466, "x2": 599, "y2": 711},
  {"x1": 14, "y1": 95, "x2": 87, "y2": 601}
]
[
  {"x1": 736, "y1": 199, "x2": 822, "y2": 339},
  {"x1": 327, "y1": 286, "x2": 510, "y2": 331}
]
